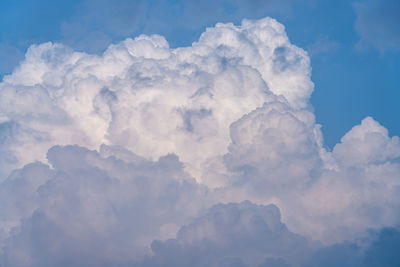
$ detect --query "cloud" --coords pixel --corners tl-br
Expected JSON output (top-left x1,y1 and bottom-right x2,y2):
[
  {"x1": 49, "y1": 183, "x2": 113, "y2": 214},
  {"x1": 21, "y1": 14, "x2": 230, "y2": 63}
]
[
  {"x1": 0, "y1": 145, "x2": 207, "y2": 266},
  {"x1": 0, "y1": 0, "x2": 314, "y2": 80},
  {"x1": 218, "y1": 113, "x2": 400, "y2": 243},
  {"x1": 353, "y1": 0, "x2": 400, "y2": 51},
  {"x1": 142, "y1": 203, "x2": 400, "y2": 267},
  {"x1": 0, "y1": 17, "x2": 312, "y2": 181},
  {"x1": 332, "y1": 116, "x2": 400, "y2": 167},
  {"x1": 142, "y1": 201, "x2": 316, "y2": 267},
  {"x1": 299, "y1": 117, "x2": 400, "y2": 242},
  {"x1": 0, "y1": 16, "x2": 400, "y2": 266},
  {"x1": 224, "y1": 100, "x2": 322, "y2": 188},
  {"x1": 0, "y1": 0, "x2": 310, "y2": 79}
]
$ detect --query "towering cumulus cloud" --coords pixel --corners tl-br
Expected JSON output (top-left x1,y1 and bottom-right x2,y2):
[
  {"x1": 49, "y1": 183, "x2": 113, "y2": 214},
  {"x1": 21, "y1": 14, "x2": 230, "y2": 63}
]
[
  {"x1": 0, "y1": 17, "x2": 312, "y2": 181},
  {"x1": 0, "y1": 17, "x2": 399, "y2": 266}
]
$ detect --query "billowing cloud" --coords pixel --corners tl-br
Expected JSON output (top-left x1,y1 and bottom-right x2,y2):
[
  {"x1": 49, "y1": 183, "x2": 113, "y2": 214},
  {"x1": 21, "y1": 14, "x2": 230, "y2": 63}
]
[
  {"x1": 142, "y1": 203, "x2": 400, "y2": 267},
  {"x1": 60, "y1": 0, "x2": 301, "y2": 51},
  {"x1": 0, "y1": 16, "x2": 400, "y2": 266},
  {"x1": 305, "y1": 227, "x2": 400, "y2": 267},
  {"x1": 0, "y1": 145, "x2": 207, "y2": 266},
  {"x1": 143, "y1": 201, "x2": 316, "y2": 267},
  {"x1": 218, "y1": 113, "x2": 400, "y2": 243},
  {"x1": 0, "y1": 17, "x2": 312, "y2": 182}
]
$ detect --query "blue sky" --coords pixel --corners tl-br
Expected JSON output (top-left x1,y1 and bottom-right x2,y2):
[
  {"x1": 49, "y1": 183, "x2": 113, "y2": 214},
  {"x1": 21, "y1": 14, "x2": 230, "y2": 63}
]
[{"x1": 0, "y1": 0, "x2": 399, "y2": 148}]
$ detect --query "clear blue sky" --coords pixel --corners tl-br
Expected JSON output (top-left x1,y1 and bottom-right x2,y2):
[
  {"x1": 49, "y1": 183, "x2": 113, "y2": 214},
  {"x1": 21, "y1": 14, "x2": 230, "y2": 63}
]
[{"x1": 1, "y1": 0, "x2": 399, "y2": 148}]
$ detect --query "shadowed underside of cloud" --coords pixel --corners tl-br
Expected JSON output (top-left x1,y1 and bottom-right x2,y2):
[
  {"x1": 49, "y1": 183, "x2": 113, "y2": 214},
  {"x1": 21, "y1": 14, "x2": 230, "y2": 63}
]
[
  {"x1": 0, "y1": 145, "x2": 208, "y2": 266},
  {"x1": 143, "y1": 201, "x2": 315, "y2": 267},
  {"x1": 0, "y1": 17, "x2": 400, "y2": 266},
  {"x1": 144, "y1": 204, "x2": 400, "y2": 267}
]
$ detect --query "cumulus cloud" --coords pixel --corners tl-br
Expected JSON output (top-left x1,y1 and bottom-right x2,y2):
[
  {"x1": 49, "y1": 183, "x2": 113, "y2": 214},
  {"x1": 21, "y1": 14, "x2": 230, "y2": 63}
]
[
  {"x1": 60, "y1": 0, "x2": 302, "y2": 51},
  {"x1": 332, "y1": 116, "x2": 400, "y2": 167},
  {"x1": 0, "y1": 16, "x2": 400, "y2": 266},
  {"x1": 143, "y1": 201, "x2": 316, "y2": 267},
  {"x1": 0, "y1": 145, "x2": 207, "y2": 266},
  {"x1": 218, "y1": 114, "x2": 400, "y2": 243},
  {"x1": 298, "y1": 117, "x2": 400, "y2": 242},
  {"x1": 0, "y1": 17, "x2": 312, "y2": 182},
  {"x1": 143, "y1": 203, "x2": 400, "y2": 267}
]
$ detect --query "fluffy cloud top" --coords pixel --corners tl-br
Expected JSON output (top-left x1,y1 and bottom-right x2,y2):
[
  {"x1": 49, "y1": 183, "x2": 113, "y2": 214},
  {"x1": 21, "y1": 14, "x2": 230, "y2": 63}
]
[
  {"x1": 0, "y1": 17, "x2": 312, "y2": 183},
  {"x1": 216, "y1": 105, "x2": 400, "y2": 243},
  {"x1": 0, "y1": 16, "x2": 399, "y2": 266}
]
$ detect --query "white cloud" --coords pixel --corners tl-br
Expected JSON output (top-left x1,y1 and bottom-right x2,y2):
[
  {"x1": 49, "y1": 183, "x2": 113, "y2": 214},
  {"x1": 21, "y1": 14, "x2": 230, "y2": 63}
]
[
  {"x1": 299, "y1": 117, "x2": 400, "y2": 242},
  {"x1": 0, "y1": 17, "x2": 312, "y2": 183},
  {"x1": 143, "y1": 201, "x2": 316, "y2": 267},
  {"x1": 0, "y1": 16, "x2": 400, "y2": 266}
]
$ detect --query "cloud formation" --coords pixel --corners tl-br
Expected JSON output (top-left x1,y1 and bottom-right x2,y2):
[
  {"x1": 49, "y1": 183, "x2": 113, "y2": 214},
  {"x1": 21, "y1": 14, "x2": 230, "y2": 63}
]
[
  {"x1": 0, "y1": 17, "x2": 312, "y2": 181},
  {"x1": 0, "y1": 145, "x2": 207, "y2": 266},
  {"x1": 0, "y1": 16, "x2": 400, "y2": 266},
  {"x1": 145, "y1": 204, "x2": 400, "y2": 267}
]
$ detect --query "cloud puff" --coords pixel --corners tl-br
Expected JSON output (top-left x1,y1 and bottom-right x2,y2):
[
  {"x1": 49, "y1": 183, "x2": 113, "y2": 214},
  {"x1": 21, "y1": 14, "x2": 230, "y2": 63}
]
[
  {"x1": 142, "y1": 201, "x2": 315, "y2": 267},
  {"x1": 0, "y1": 145, "x2": 207, "y2": 266},
  {"x1": 298, "y1": 117, "x2": 400, "y2": 242},
  {"x1": 333, "y1": 116, "x2": 400, "y2": 167},
  {"x1": 142, "y1": 203, "x2": 400, "y2": 267},
  {"x1": 144, "y1": 205, "x2": 400, "y2": 267},
  {"x1": 224, "y1": 99, "x2": 321, "y2": 188},
  {"x1": 59, "y1": 0, "x2": 300, "y2": 51}
]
